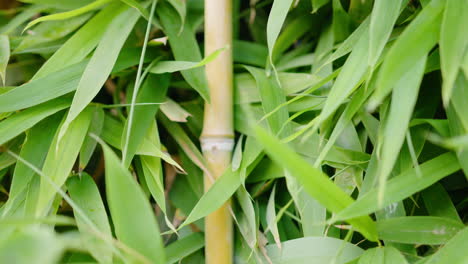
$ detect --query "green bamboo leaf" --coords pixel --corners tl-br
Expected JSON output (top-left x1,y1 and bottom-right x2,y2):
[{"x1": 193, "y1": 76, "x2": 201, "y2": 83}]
[
  {"x1": 440, "y1": 0, "x2": 468, "y2": 105},
  {"x1": 315, "y1": 29, "x2": 369, "y2": 128},
  {"x1": 245, "y1": 66, "x2": 290, "y2": 136},
  {"x1": 149, "y1": 47, "x2": 226, "y2": 74},
  {"x1": 264, "y1": 237, "x2": 363, "y2": 264},
  {"x1": 158, "y1": 2, "x2": 209, "y2": 101},
  {"x1": 166, "y1": 0, "x2": 186, "y2": 34},
  {"x1": 368, "y1": 0, "x2": 445, "y2": 109},
  {"x1": 285, "y1": 170, "x2": 326, "y2": 236},
  {"x1": 0, "y1": 228, "x2": 64, "y2": 264},
  {"x1": 331, "y1": 0, "x2": 351, "y2": 42},
  {"x1": 376, "y1": 56, "x2": 427, "y2": 206},
  {"x1": 5, "y1": 113, "x2": 60, "y2": 197},
  {"x1": 33, "y1": 2, "x2": 126, "y2": 80},
  {"x1": 0, "y1": 98, "x2": 70, "y2": 146},
  {"x1": 0, "y1": 35, "x2": 9, "y2": 85},
  {"x1": 180, "y1": 168, "x2": 240, "y2": 228},
  {"x1": 334, "y1": 153, "x2": 460, "y2": 221},
  {"x1": 99, "y1": 137, "x2": 166, "y2": 263},
  {"x1": 67, "y1": 173, "x2": 113, "y2": 263},
  {"x1": 233, "y1": 40, "x2": 268, "y2": 67},
  {"x1": 425, "y1": 227, "x2": 468, "y2": 264},
  {"x1": 60, "y1": 5, "x2": 141, "y2": 141},
  {"x1": 422, "y1": 183, "x2": 462, "y2": 223},
  {"x1": 235, "y1": 71, "x2": 321, "y2": 104},
  {"x1": 19, "y1": 0, "x2": 94, "y2": 10},
  {"x1": 447, "y1": 73, "x2": 468, "y2": 178},
  {"x1": 119, "y1": 0, "x2": 151, "y2": 21},
  {"x1": 15, "y1": 13, "x2": 92, "y2": 53},
  {"x1": 266, "y1": 184, "x2": 281, "y2": 248},
  {"x1": 0, "y1": 5, "x2": 46, "y2": 35},
  {"x1": 376, "y1": 217, "x2": 464, "y2": 245},
  {"x1": 314, "y1": 82, "x2": 374, "y2": 167},
  {"x1": 266, "y1": 0, "x2": 294, "y2": 65},
  {"x1": 358, "y1": 247, "x2": 408, "y2": 264},
  {"x1": 0, "y1": 61, "x2": 86, "y2": 113},
  {"x1": 368, "y1": 0, "x2": 403, "y2": 67},
  {"x1": 79, "y1": 107, "x2": 104, "y2": 169},
  {"x1": 165, "y1": 233, "x2": 204, "y2": 264},
  {"x1": 159, "y1": 98, "x2": 191, "y2": 122},
  {"x1": 320, "y1": 17, "x2": 370, "y2": 68},
  {"x1": 254, "y1": 126, "x2": 378, "y2": 241},
  {"x1": 101, "y1": 115, "x2": 182, "y2": 170},
  {"x1": 23, "y1": 0, "x2": 113, "y2": 31},
  {"x1": 35, "y1": 107, "x2": 94, "y2": 215},
  {"x1": 312, "y1": 0, "x2": 330, "y2": 13},
  {"x1": 122, "y1": 74, "x2": 170, "y2": 167},
  {"x1": 235, "y1": 185, "x2": 257, "y2": 249}
]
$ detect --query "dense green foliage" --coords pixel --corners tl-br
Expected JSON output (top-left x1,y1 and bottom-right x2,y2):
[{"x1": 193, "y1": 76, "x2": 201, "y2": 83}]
[{"x1": 0, "y1": 0, "x2": 467, "y2": 263}]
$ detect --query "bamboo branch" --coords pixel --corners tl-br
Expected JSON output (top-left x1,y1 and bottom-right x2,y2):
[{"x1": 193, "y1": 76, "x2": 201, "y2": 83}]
[{"x1": 202, "y1": 0, "x2": 234, "y2": 262}]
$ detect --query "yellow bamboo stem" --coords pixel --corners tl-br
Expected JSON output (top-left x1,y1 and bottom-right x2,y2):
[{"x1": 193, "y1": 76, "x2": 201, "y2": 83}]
[{"x1": 202, "y1": 0, "x2": 233, "y2": 263}]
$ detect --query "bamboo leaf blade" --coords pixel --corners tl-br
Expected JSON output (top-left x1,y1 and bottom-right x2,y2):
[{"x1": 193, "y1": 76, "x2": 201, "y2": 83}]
[
  {"x1": 376, "y1": 217, "x2": 464, "y2": 245},
  {"x1": 369, "y1": 0, "x2": 445, "y2": 109},
  {"x1": 254, "y1": 126, "x2": 378, "y2": 241},
  {"x1": 334, "y1": 153, "x2": 460, "y2": 221},
  {"x1": 99, "y1": 138, "x2": 166, "y2": 263},
  {"x1": 35, "y1": 107, "x2": 94, "y2": 215},
  {"x1": 60, "y1": 5, "x2": 141, "y2": 141},
  {"x1": 0, "y1": 35, "x2": 9, "y2": 85},
  {"x1": 440, "y1": 0, "x2": 468, "y2": 105},
  {"x1": 23, "y1": 0, "x2": 113, "y2": 31},
  {"x1": 0, "y1": 98, "x2": 69, "y2": 146},
  {"x1": 67, "y1": 173, "x2": 113, "y2": 263}
]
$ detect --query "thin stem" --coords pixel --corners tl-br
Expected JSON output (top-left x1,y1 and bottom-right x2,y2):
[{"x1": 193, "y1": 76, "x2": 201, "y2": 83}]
[{"x1": 122, "y1": 0, "x2": 157, "y2": 165}]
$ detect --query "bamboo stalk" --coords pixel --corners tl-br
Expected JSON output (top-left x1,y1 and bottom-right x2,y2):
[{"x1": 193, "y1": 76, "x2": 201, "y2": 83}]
[{"x1": 201, "y1": 0, "x2": 233, "y2": 263}]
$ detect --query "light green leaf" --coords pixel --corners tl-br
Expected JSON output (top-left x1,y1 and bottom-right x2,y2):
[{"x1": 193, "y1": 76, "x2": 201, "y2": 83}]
[
  {"x1": 0, "y1": 98, "x2": 69, "y2": 146},
  {"x1": 23, "y1": 0, "x2": 113, "y2": 31},
  {"x1": 33, "y1": 2, "x2": 127, "y2": 80},
  {"x1": 358, "y1": 247, "x2": 408, "y2": 264},
  {"x1": 312, "y1": 0, "x2": 330, "y2": 13},
  {"x1": 0, "y1": 61, "x2": 86, "y2": 113},
  {"x1": 119, "y1": 0, "x2": 151, "y2": 21},
  {"x1": 368, "y1": 0, "x2": 403, "y2": 67},
  {"x1": 180, "y1": 169, "x2": 240, "y2": 228},
  {"x1": 369, "y1": 0, "x2": 445, "y2": 109},
  {"x1": 60, "y1": 5, "x2": 141, "y2": 140},
  {"x1": 165, "y1": 233, "x2": 204, "y2": 264},
  {"x1": 149, "y1": 47, "x2": 226, "y2": 74},
  {"x1": 160, "y1": 98, "x2": 191, "y2": 122},
  {"x1": 264, "y1": 236, "x2": 363, "y2": 264},
  {"x1": 122, "y1": 74, "x2": 170, "y2": 167},
  {"x1": 0, "y1": 228, "x2": 64, "y2": 264},
  {"x1": 0, "y1": 35, "x2": 9, "y2": 85},
  {"x1": 67, "y1": 173, "x2": 113, "y2": 264},
  {"x1": 266, "y1": 184, "x2": 281, "y2": 247},
  {"x1": 334, "y1": 153, "x2": 460, "y2": 221},
  {"x1": 440, "y1": 0, "x2": 468, "y2": 105},
  {"x1": 3, "y1": 114, "x2": 62, "y2": 217},
  {"x1": 15, "y1": 13, "x2": 92, "y2": 53},
  {"x1": 376, "y1": 56, "x2": 427, "y2": 206},
  {"x1": 35, "y1": 107, "x2": 94, "y2": 215},
  {"x1": 376, "y1": 217, "x2": 464, "y2": 245},
  {"x1": 267, "y1": 0, "x2": 294, "y2": 64},
  {"x1": 425, "y1": 227, "x2": 468, "y2": 264},
  {"x1": 422, "y1": 183, "x2": 462, "y2": 223},
  {"x1": 99, "y1": 137, "x2": 166, "y2": 263},
  {"x1": 315, "y1": 29, "x2": 369, "y2": 129},
  {"x1": 79, "y1": 107, "x2": 104, "y2": 169},
  {"x1": 254, "y1": 126, "x2": 378, "y2": 241},
  {"x1": 158, "y1": 2, "x2": 209, "y2": 101}
]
